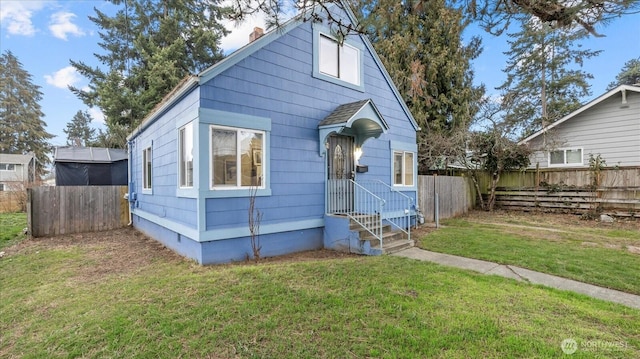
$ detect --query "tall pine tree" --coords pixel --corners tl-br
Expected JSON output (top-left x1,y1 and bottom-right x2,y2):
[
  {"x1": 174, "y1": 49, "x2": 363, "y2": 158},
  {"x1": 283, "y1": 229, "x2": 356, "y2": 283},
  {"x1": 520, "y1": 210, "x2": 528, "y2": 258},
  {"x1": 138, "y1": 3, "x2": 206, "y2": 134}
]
[
  {"x1": 70, "y1": 0, "x2": 229, "y2": 147},
  {"x1": 607, "y1": 58, "x2": 640, "y2": 90},
  {"x1": 0, "y1": 51, "x2": 53, "y2": 178},
  {"x1": 353, "y1": 0, "x2": 485, "y2": 171},
  {"x1": 498, "y1": 17, "x2": 601, "y2": 136},
  {"x1": 63, "y1": 110, "x2": 96, "y2": 146}
]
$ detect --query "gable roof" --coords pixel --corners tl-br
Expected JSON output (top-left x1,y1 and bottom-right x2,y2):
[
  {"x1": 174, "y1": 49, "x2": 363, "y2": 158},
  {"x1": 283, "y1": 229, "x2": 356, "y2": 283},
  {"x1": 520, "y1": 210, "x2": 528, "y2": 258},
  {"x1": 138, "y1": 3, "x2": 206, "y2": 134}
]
[
  {"x1": 129, "y1": 2, "x2": 419, "y2": 140},
  {"x1": 54, "y1": 146, "x2": 128, "y2": 164},
  {"x1": 519, "y1": 85, "x2": 640, "y2": 145},
  {"x1": 0, "y1": 153, "x2": 34, "y2": 165}
]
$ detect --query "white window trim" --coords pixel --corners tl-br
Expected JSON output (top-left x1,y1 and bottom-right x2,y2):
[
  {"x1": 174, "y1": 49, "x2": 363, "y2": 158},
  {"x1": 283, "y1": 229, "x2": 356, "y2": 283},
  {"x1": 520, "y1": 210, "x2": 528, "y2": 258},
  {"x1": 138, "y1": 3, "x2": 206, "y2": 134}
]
[
  {"x1": 178, "y1": 122, "x2": 194, "y2": 189},
  {"x1": 142, "y1": 146, "x2": 152, "y2": 192},
  {"x1": 0, "y1": 163, "x2": 16, "y2": 171},
  {"x1": 548, "y1": 147, "x2": 584, "y2": 167},
  {"x1": 392, "y1": 150, "x2": 416, "y2": 187},
  {"x1": 210, "y1": 124, "x2": 266, "y2": 191}
]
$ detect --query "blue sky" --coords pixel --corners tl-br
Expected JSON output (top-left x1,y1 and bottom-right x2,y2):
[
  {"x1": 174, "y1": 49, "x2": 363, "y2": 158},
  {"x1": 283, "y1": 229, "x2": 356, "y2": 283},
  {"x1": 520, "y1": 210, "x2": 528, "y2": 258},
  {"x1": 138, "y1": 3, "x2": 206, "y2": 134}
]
[{"x1": 1, "y1": 0, "x2": 638, "y2": 147}]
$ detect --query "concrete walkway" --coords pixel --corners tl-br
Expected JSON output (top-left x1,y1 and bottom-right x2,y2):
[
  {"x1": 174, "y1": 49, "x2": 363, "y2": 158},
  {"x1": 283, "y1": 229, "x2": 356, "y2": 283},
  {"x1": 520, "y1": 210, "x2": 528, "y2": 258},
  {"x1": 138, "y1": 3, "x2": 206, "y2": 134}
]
[{"x1": 393, "y1": 247, "x2": 640, "y2": 310}]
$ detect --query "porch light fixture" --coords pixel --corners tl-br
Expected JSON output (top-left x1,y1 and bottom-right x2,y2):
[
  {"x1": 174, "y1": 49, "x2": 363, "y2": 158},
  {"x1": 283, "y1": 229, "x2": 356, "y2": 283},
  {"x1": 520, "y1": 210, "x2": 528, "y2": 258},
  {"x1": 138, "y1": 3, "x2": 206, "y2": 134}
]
[{"x1": 354, "y1": 147, "x2": 363, "y2": 164}]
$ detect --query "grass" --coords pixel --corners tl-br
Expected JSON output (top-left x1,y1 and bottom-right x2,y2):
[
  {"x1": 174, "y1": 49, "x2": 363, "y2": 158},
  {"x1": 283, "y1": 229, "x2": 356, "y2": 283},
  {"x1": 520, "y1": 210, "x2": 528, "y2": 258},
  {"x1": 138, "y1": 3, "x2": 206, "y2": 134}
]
[
  {"x1": 0, "y1": 212, "x2": 26, "y2": 249},
  {"x1": 418, "y1": 214, "x2": 640, "y2": 295},
  {"x1": 1, "y1": 238, "x2": 639, "y2": 358}
]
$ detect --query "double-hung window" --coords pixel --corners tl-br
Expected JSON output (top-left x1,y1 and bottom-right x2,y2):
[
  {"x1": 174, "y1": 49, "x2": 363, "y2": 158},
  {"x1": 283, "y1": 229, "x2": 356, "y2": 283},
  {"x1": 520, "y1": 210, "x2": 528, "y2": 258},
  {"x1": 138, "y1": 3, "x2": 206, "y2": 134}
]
[
  {"x1": 211, "y1": 126, "x2": 264, "y2": 189},
  {"x1": 393, "y1": 151, "x2": 415, "y2": 187},
  {"x1": 142, "y1": 146, "x2": 152, "y2": 190},
  {"x1": 318, "y1": 34, "x2": 360, "y2": 86},
  {"x1": 0, "y1": 163, "x2": 15, "y2": 171},
  {"x1": 549, "y1": 148, "x2": 582, "y2": 167},
  {"x1": 178, "y1": 123, "x2": 194, "y2": 188}
]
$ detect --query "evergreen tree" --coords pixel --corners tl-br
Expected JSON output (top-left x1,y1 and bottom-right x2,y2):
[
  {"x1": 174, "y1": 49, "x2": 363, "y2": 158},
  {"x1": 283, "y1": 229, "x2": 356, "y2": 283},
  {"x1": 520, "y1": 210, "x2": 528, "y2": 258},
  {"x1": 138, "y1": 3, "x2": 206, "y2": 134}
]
[
  {"x1": 63, "y1": 110, "x2": 96, "y2": 146},
  {"x1": 497, "y1": 18, "x2": 601, "y2": 136},
  {"x1": 231, "y1": 1, "x2": 640, "y2": 38},
  {"x1": 70, "y1": 0, "x2": 229, "y2": 147},
  {"x1": 606, "y1": 58, "x2": 640, "y2": 90},
  {"x1": 0, "y1": 51, "x2": 53, "y2": 178},
  {"x1": 353, "y1": 0, "x2": 484, "y2": 172}
]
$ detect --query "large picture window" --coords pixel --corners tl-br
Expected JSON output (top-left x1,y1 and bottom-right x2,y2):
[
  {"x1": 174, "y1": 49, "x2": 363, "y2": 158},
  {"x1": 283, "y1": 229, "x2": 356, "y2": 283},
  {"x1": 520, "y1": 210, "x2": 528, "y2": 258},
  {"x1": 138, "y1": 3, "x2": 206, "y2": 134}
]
[
  {"x1": 549, "y1": 148, "x2": 583, "y2": 166},
  {"x1": 393, "y1": 151, "x2": 415, "y2": 187},
  {"x1": 179, "y1": 123, "x2": 193, "y2": 188},
  {"x1": 211, "y1": 126, "x2": 264, "y2": 189},
  {"x1": 142, "y1": 146, "x2": 152, "y2": 190},
  {"x1": 318, "y1": 34, "x2": 360, "y2": 86}
]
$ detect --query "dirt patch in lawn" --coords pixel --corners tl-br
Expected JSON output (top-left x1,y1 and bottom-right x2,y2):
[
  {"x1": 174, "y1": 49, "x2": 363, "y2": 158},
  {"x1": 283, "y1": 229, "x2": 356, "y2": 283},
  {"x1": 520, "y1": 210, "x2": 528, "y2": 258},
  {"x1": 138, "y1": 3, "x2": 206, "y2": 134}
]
[
  {"x1": 461, "y1": 209, "x2": 640, "y2": 231},
  {"x1": 2, "y1": 227, "x2": 357, "y2": 282}
]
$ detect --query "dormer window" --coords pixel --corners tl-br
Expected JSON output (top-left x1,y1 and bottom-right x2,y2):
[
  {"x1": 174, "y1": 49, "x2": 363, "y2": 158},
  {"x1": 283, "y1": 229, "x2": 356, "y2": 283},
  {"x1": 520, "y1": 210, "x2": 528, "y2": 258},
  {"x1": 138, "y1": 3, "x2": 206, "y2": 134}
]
[{"x1": 318, "y1": 34, "x2": 360, "y2": 86}]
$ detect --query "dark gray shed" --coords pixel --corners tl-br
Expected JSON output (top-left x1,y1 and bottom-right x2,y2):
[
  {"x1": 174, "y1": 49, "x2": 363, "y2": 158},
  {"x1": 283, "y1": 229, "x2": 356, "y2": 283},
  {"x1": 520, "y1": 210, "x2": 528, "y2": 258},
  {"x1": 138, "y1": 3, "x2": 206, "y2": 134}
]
[{"x1": 54, "y1": 146, "x2": 128, "y2": 186}]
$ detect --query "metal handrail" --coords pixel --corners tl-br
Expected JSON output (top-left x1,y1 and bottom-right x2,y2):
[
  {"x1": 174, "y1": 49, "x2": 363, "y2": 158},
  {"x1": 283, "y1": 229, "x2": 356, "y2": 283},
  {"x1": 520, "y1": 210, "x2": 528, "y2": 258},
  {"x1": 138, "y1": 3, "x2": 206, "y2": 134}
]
[
  {"x1": 358, "y1": 180, "x2": 413, "y2": 242},
  {"x1": 327, "y1": 179, "x2": 385, "y2": 249}
]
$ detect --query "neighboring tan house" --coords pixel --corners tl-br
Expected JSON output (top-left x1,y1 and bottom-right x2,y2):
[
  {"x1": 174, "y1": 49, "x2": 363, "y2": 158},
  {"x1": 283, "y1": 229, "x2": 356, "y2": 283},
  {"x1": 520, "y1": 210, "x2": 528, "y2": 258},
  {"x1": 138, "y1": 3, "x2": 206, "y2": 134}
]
[
  {"x1": 127, "y1": 4, "x2": 420, "y2": 264},
  {"x1": 53, "y1": 146, "x2": 128, "y2": 186},
  {"x1": 0, "y1": 153, "x2": 34, "y2": 191},
  {"x1": 519, "y1": 85, "x2": 640, "y2": 168}
]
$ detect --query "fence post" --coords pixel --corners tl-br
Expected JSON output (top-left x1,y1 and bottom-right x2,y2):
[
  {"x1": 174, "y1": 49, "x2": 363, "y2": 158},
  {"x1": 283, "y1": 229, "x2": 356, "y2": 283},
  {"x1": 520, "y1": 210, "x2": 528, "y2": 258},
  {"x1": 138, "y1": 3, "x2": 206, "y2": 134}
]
[{"x1": 26, "y1": 188, "x2": 32, "y2": 237}]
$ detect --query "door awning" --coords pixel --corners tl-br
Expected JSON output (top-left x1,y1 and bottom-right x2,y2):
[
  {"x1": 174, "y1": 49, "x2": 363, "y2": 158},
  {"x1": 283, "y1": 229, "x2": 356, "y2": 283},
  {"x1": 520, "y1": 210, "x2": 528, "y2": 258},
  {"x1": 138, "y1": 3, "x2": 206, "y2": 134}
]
[{"x1": 318, "y1": 99, "x2": 389, "y2": 156}]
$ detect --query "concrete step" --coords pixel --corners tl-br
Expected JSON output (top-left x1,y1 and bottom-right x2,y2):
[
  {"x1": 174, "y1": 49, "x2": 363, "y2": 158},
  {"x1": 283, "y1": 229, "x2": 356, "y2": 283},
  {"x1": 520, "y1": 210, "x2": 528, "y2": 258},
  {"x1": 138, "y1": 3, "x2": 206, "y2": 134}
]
[{"x1": 382, "y1": 239, "x2": 415, "y2": 254}]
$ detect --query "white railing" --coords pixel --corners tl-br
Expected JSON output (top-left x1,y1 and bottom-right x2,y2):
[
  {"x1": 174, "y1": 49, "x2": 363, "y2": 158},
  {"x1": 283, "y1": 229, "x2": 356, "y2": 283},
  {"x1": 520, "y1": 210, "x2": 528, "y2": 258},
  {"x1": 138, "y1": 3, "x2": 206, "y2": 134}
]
[
  {"x1": 327, "y1": 179, "x2": 384, "y2": 248},
  {"x1": 326, "y1": 179, "x2": 413, "y2": 248},
  {"x1": 358, "y1": 180, "x2": 412, "y2": 242}
]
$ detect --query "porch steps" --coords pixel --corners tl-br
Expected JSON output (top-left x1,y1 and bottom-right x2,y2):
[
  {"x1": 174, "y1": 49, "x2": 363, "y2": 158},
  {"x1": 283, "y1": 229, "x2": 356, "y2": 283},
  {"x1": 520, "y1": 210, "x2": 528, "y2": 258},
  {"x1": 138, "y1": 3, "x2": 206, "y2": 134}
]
[{"x1": 349, "y1": 218, "x2": 414, "y2": 255}]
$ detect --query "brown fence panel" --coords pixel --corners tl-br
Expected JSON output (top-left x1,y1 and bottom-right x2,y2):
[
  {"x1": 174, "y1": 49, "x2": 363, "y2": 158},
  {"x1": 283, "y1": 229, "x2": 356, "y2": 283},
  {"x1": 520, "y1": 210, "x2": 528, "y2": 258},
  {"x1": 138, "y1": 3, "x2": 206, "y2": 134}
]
[
  {"x1": 418, "y1": 175, "x2": 474, "y2": 222},
  {"x1": 27, "y1": 186, "x2": 128, "y2": 237}
]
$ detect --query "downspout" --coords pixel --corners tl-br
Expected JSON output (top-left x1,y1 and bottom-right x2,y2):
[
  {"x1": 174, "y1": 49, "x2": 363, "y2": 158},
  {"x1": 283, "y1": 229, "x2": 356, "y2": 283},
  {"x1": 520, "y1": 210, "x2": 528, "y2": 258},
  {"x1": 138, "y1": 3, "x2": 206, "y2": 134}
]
[{"x1": 127, "y1": 139, "x2": 134, "y2": 226}]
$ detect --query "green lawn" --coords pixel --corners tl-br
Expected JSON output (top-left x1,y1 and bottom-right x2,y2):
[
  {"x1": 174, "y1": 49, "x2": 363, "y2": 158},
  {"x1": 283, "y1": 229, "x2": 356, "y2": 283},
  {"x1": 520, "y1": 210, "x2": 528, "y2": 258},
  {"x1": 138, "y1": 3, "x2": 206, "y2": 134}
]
[
  {"x1": 418, "y1": 212, "x2": 640, "y2": 295},
  {"x1": 1, "y1": 233, "x2": 639, "y2": 358},
  {"x1": 0, "y1": 212, "x2": 26, "y2": 249}
]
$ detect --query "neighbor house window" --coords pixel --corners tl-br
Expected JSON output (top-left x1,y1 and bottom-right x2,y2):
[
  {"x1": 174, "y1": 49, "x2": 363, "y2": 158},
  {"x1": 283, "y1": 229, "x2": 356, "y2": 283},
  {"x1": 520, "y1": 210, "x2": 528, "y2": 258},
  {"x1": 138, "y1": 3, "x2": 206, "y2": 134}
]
[
  {"x1": 211, "y1": 125, "x2": 264, "y2": 189},
  {"x1": 0, "y1": 184, "x2": 5, "y2": 191},
  {"x1": 142, "y1": 146, "x2": 152, "y2": 190},
  {"x1": 0, "y1": 163, "x2": 15, "y2": 171},
  {"x1": 393, "y1": 151, "x2": 415, "y2": 187},
  {"x1": 179, "y1": 123, "x2": 193, "y2": 188},
  {"x1": 318, "y1": 34, "x2": 360, "y2": 86},
  {"x1": 549, "y1": 148, "x2": 583, "y2": 166}
]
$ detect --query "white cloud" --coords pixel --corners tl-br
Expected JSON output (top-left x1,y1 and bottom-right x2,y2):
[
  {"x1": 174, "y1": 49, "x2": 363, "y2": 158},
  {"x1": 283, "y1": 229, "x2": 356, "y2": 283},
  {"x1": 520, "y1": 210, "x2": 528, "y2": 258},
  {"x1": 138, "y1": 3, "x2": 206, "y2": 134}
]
[
  {"x1": 220, "y1": 14, "x2": 267, "y2": 53},
  {"x1": 49, "y1": 11, "x2": 85, "y2": 40},
  {"x1": 87, "y1": 107, "x2": 105, "y2": 124},
  {"x1": 44, "y1": 66, "x2": 81, "y2": 89},
  {"x1": 0, "y1": 1, "x2": 46, "y2": 36}
]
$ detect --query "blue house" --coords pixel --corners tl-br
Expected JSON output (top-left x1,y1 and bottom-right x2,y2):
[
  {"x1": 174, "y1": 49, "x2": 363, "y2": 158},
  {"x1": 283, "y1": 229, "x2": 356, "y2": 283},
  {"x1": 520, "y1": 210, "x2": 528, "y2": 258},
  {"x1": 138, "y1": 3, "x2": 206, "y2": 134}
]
[{"x1": 127, "y1": 5, "x2": 420, "y2": 264}]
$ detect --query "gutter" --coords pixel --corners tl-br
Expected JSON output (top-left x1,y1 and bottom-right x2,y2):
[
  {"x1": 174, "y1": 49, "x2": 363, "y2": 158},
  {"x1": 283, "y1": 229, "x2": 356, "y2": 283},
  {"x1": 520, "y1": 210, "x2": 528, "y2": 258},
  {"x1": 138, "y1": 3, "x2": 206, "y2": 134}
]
[{"x1": 127, "y1": 76, "x2": 199, "y2": 141}]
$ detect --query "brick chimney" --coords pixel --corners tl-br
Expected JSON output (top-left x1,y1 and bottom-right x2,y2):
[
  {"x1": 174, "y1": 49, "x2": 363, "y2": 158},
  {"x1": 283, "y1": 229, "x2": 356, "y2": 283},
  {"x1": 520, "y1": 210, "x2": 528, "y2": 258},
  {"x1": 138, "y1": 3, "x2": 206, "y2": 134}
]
[{"x1": 249, "y1": 27, "x2": 264, "y2": 42}]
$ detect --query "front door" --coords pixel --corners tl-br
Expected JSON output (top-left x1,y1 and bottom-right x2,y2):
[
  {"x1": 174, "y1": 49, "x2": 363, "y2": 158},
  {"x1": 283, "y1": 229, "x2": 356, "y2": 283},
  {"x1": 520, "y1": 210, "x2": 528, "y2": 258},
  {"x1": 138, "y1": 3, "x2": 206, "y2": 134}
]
[{"x1": 327, "y1": 134, "x2": 354, "y2": 213}]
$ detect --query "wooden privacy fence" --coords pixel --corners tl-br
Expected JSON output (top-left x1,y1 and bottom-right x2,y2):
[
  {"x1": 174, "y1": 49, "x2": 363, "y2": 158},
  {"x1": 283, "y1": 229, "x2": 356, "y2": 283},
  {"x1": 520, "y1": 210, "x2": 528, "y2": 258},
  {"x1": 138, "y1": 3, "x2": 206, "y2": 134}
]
[
  {"x1": 475, "y1": 167, "x2": 640, "y2": 217},
  {"x1": 27, "y1": 186, "x2": 129, "y2": 237},
  {"x1": 418, "y1": 175, "x2": 474, "y2": 222}
]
